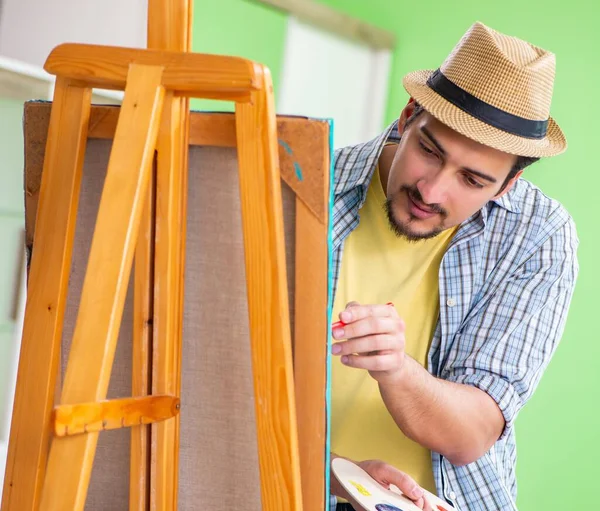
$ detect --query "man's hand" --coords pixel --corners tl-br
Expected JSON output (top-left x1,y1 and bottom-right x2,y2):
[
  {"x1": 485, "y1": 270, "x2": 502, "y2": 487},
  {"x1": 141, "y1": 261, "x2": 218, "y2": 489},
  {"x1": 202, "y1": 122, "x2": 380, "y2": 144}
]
[
  {"x1": 331, "y1": 454, "x2": 432, "y2": 511},
  {"x1": 332, "y1": 302, "x2": 406, "y2": 384}
]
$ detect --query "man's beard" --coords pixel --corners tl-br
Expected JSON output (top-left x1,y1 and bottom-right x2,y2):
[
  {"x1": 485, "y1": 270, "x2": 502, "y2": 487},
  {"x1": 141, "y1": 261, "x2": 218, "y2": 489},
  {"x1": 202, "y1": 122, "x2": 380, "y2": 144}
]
[{"x1": 384, "y1": 185, "x2": 448, "y2": 241}]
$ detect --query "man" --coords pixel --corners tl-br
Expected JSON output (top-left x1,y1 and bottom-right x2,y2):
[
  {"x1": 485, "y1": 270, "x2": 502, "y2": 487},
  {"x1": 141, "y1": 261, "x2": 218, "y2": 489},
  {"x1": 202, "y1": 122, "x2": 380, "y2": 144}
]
[{"x1": 329, "y1": 22, "x2": 579, "y2": 511}]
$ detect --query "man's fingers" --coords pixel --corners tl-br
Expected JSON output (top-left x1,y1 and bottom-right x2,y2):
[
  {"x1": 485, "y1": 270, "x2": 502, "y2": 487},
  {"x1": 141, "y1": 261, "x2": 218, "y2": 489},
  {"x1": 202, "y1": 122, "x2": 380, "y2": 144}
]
[
  {"x1": 414, "y1": 496, "x2": 433, "y2": 511},
  {"x1": 332, "y1": 333, "x2": 401, "y2": 356},
  {"x1": 339, "y1": 302, "x2": 398, "y2": 324},
  {"x1": 359, "y1": 460, "x2": 430, "y2": 509},
  {"x1": 333, "y1": 316, "x2": 404, "y2": 340},
  {"x1": 380, "y1": 465, "x2": 424, "y2": 501},
  {"x1": 341, "y1": 352, "x2": 400, "y2": 372}
]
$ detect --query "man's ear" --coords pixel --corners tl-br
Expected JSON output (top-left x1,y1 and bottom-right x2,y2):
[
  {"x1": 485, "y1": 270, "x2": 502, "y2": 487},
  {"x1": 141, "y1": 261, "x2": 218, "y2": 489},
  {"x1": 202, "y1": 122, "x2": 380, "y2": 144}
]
[
  {"x1": 494, "y1": 169, "x2": 524, "y2": 199},
  {"x1": 397, "y1": 98, "x2": 416, "y2": 132}
]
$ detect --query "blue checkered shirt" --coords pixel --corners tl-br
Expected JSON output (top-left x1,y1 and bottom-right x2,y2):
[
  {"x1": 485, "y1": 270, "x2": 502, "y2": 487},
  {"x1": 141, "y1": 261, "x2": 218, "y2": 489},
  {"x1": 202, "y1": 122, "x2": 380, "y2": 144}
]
[{"x1": 329, "y1": 122, "x2": 579, "y2": 510}]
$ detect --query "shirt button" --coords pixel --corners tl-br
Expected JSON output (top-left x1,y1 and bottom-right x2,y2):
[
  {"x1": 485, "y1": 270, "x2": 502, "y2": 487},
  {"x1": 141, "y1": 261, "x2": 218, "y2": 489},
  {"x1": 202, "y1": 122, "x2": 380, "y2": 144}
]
[
  {"x1": 446, "y1": 298, "x2": 456, "y2": 307},
  {"x1": 449, "y1": 491, "x2": 457, "y2": 500}
]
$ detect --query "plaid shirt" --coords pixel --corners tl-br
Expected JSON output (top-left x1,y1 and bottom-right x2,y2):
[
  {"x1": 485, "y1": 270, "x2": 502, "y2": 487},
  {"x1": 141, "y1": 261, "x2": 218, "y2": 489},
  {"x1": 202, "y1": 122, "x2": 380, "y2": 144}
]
[{"x1": 330, "y1": 122, "x2": 579, "y2": 510}]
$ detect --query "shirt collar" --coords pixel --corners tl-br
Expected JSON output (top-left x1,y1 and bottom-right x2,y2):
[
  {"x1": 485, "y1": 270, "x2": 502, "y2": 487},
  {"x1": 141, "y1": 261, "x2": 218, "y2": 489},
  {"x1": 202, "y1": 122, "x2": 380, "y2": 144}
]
[
  {"x1": 491, "y1": 184, "x2": 521, "y2": 214},
  {"x1": 333, "y1": 121, "x2": 399, "y2": 197}
]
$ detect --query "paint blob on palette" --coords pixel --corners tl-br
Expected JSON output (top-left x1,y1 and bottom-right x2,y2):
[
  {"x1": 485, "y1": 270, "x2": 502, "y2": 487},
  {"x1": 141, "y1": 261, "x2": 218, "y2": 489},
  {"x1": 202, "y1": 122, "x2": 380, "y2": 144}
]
[{"x1": 331, "y1": 458, "x2": 456, "y2": 511}]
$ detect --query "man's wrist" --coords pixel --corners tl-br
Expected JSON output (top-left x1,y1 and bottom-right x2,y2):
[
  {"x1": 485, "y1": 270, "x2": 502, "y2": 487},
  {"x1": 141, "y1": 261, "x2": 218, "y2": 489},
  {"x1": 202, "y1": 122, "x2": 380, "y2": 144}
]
[{"x1": 376, "y1": 354, "x2": 417, "y2": 389}]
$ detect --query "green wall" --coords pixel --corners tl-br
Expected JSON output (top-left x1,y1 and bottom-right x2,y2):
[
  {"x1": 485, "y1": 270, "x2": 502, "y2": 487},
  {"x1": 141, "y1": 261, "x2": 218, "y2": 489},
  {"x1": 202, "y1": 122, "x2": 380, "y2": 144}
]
[
  {"x1": 192, "y1": 1, "x2": 598, "y2": 509},
  {"x1": 192, "y1": 0, "x2": 287, "y2": 111}
]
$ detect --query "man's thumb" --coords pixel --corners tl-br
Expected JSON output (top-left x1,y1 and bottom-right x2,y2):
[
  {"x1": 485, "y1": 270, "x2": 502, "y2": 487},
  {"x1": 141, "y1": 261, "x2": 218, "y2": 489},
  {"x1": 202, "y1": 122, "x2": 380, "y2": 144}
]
[{"x1": 383, "y1": 465, "x2": 424, "y2": 500}]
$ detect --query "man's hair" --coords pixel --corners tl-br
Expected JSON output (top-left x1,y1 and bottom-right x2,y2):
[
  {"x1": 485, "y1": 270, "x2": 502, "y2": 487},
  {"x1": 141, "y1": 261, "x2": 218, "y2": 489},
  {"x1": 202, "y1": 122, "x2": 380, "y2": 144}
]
[{"x1": 404, "y1": 102, "x2": 539, "y2": 191}]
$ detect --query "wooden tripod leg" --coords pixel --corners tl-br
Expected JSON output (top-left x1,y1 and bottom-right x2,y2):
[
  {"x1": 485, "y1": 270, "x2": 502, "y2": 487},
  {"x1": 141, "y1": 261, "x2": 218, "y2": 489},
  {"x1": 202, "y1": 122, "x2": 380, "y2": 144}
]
[
  {"x1": 150, "y1": 91, "x2": 187, "y2": 511},
  {"x1": 38, "y1": 64, "x2": 165, "y2": 511},
  {"x1": 146, "y1": 2, "x2": 192, "y2": 509},
  {"x1": 130, "y1": 166, "x2": 155, "y2": 511},
  {"x1": 235, "y1": 66, "x2": 303, "y2": 511},
  {"x1": 1, "y1": 77, "x2": 91, "y2": 511}
]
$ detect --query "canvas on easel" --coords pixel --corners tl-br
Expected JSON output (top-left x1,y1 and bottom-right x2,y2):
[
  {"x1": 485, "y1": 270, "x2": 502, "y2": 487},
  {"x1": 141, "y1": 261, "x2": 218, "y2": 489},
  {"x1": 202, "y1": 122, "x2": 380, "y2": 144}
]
[{"x1": 20, "y1": 102, "x2": 333, "y2": 510}]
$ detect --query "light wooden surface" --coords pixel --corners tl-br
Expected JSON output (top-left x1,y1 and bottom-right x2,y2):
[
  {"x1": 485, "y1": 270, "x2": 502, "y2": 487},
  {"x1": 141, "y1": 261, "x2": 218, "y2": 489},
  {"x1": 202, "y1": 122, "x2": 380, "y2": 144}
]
[
  {"x1": 54, "y1": 395, "x2": 180, "y2": 436},
  {"x1": 150, "y1": 90, "x2": 187, "y2": 511},
  {"x1": 294, "y1": 196, "x2": 330, "y2": 510},
  {"x1": 38, "y1": 64, "x2": 166, "y2": 511},
  {"x1": 250, "y1": 0, "x2": 396, "y2": 49},
  {"x1": 148, "y1": 0, "x2": 192, "y2": 52},
  {"x1": 145, "y1": 2, "x2": 192, "y2": 509},
  {"x1": 130, "y1": 169, "x2": 154, "y2": 510},
  {"x1": 1, "y1": 77, "x2": 92, "y2": 511},
  {"x1": 44, "y1": 43, "x2": 260, "y2": 99},
  {"x1": 235, "y1": 65, "x2": 303, "y2": 511}
]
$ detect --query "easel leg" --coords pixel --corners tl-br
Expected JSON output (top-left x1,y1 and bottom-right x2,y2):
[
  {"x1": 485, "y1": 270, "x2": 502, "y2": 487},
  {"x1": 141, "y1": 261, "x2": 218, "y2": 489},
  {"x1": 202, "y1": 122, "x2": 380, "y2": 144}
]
[
  {"x1": 235, "y1": 66, "x2": 303, "y2": 511},
  {"x1": 130, "y1": 164, "x2": 155, "y2": 511},
  {"x1": 38, "y1": 64, "x2": 165, "y2": 511},
  {"x1": 146, "y1": 2, "x2": 191, "y2": 508},
  {"x1": 150, "y1": 91, "x2": 187, "y2": 511},
  {"x1": 1, "y1": 77, "x2": 91, "y2": 511}
]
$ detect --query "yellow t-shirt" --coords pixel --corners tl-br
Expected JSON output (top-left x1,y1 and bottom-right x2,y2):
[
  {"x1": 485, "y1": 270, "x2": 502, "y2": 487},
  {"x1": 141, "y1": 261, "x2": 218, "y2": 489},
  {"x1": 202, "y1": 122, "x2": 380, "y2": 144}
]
[{"x1": 331, "y1": 162, "x2": 456, "y2": 493}]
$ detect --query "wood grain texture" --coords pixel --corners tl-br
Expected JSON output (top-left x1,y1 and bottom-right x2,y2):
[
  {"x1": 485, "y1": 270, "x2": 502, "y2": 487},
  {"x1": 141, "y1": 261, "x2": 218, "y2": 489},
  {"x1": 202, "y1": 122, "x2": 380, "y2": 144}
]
[
  {"x1": 294, "y1": 198, "x2": 330, "y2": 511},
  {"x1": 147, "y1": 0, "x2": 192, "y2": 52},
  {"x1": 150, "y1": 90, "x2": 187, "y2": 511},
  {"x1": 44, "y1": 43, "x2": 260, "y2": 99},
  {"x1": 130, "y1": 169, "x2": 154, "y2": 511},
  {"x1": 144, "y1": 3, "x2": 192, "y2": 510},
  {"x1": 1, "y1": 77, "x2": 91, "y2": 511},
  {"x1": 38, "y1": 64, "x2": 165, "y2": 511},
  {"x1": 54, "y1": 395, "x2": 180, "y2": 437},
  {"x1": 235, "y1": 65, "x2": 303, "y2": 511}
]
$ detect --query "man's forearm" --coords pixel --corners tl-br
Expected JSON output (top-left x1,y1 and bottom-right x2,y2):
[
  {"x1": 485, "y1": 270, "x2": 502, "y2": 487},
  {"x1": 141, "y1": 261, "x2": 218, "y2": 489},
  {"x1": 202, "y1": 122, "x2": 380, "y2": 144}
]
[{"x1": 379, "y1": 356, "x2": 505, "y2": 466}]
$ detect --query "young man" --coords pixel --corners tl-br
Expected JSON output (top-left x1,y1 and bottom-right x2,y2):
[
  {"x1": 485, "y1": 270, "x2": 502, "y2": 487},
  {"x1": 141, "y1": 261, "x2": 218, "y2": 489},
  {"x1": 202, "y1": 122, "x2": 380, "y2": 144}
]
[{"x1": 329, "y1": 22, "x2": 579, "y2": 511}]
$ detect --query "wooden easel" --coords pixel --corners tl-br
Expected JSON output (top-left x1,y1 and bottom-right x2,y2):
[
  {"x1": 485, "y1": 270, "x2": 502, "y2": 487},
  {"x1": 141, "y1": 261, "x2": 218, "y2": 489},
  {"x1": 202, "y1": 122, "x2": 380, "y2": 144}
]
[{"x1": 1, "y1": 1, "x2": 326, "y2": 509}]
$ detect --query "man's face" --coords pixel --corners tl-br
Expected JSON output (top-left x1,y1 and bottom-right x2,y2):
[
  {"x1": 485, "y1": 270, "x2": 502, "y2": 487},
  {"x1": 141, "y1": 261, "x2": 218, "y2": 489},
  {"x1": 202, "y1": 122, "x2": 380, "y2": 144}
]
[{"x1": 385, "y1": 107, "x2": 521, "y2": 240}]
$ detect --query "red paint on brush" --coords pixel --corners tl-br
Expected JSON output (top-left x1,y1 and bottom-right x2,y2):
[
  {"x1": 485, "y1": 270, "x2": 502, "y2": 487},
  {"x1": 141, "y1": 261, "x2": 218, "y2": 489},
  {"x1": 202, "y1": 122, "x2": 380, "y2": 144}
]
[{"x1": 332, "y1": 302, "x2": 395, "y2": 329}]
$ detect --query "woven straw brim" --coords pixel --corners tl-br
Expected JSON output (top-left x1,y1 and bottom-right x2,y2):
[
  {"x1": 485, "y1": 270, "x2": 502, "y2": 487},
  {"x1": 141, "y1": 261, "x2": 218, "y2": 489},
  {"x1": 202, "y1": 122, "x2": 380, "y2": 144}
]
[{"x1": 403, "y1": 70, "x2": 567, "y2": 158}]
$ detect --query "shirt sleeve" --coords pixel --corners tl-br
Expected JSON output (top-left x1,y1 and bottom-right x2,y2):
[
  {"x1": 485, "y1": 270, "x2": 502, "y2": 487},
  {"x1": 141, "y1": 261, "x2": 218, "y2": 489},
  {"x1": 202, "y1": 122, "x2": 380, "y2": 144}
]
[{"x1": 441, "y1": 215, "x2": 579, "y2": 439}]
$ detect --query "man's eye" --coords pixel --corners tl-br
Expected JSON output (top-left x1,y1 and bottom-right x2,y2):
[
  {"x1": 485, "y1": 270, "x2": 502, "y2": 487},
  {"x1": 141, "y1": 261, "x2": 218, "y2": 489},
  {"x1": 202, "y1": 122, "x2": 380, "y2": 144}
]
[
  {"x1": 419, "y1": 141, "x2": 435, "y2": 155},
  {"x1": 464, "y1": 174, "x2": 484, "y2": 189}
]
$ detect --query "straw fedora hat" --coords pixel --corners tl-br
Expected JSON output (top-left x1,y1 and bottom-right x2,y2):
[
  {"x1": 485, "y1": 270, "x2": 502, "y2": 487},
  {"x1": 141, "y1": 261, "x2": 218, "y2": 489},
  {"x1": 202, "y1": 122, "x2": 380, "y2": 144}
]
[{"x1": 403, "y1": 22, "x2": 566, "y2": 157}]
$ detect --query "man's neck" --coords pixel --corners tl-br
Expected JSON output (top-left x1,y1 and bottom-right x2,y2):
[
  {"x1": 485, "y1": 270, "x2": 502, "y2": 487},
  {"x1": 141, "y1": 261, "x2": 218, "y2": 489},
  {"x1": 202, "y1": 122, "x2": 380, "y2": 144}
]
[{"x1": 378, "y1": 144, "x2": 397, "y2": 196}]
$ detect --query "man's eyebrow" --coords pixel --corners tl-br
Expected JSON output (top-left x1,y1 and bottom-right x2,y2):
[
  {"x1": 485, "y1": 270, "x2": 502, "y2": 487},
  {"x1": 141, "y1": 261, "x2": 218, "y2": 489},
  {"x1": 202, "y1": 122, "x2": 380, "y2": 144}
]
[
  {"x1": 420, "y1": 126, "x2": 498, "y2": 183},
  {"x1": 421, "y1": 126, "x2": 446, "y2": 156}
]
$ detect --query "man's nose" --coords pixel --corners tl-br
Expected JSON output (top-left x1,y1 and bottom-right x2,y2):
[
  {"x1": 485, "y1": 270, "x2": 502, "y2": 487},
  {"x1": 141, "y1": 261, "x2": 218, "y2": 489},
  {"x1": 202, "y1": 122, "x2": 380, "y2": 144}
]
[{"x1": 416, "y1": 171, "x2": 449, "y2": 205}]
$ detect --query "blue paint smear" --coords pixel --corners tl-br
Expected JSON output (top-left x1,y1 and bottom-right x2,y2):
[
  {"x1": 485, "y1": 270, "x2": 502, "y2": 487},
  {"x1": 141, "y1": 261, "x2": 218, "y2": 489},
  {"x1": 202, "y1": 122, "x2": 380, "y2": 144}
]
[
  {"x1": 278, "y1": 139, "x2": 293, "y2": 154},
  {"x1": 293, "y1": 162, "x2": 304, "y2": 181},
  {"x1": 325, "y1": 117, "x2": 335, "y2": 508},
  {"x1": 278, "y1": 139, "x2": 304, "y2": 181}
]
